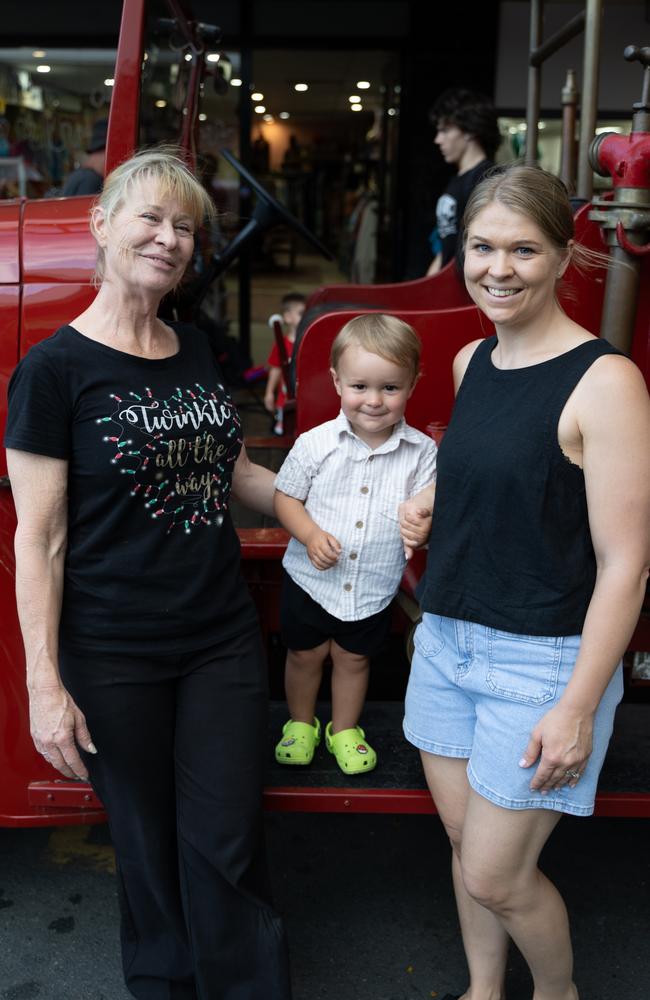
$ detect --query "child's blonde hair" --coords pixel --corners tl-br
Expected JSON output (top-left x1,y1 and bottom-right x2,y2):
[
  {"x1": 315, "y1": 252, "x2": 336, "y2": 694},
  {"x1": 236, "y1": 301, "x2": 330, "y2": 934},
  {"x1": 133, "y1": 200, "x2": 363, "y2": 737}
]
[{"x1": 330, "y1": 314, "x2": 421, "y2": 384}]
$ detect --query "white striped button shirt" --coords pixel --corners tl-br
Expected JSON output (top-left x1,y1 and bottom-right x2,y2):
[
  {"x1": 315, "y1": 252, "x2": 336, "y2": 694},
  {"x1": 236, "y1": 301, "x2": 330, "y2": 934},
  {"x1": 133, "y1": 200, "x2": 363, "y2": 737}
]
[{"x1": 275, "y1": 410, "x2": 437, "y2": 621}]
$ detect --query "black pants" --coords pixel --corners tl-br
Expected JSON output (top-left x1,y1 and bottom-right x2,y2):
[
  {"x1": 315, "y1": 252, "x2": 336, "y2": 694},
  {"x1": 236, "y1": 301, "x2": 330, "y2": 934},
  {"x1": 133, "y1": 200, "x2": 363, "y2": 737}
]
[{"x1": 60, "y1": 627, "x2": 291, "y2": 1000}]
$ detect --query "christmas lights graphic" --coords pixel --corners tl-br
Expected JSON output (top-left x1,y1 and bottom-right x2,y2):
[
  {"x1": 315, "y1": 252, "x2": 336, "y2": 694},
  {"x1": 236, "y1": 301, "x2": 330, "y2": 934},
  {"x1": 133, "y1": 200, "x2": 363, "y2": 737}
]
[{"x1": 97, "y1": 381, "x2": 242, "y2": 534}]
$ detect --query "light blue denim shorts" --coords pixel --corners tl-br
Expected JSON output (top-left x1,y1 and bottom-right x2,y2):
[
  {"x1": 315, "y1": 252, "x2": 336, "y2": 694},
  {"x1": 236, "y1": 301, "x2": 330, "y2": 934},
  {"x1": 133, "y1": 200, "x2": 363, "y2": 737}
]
[{"x1": 403, "y1": 613, "x2": 624, "y2": 816}]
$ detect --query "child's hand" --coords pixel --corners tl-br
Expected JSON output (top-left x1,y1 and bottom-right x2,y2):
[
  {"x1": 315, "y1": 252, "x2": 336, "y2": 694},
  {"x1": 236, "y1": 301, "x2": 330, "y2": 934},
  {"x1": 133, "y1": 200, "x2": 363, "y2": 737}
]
[
  {"x1": 305, "y1": 527, "x2": 342, "y2": 570},
  {"x1": 399, "y1": 498, "x2": 432, "y2": 560},
  {"x1": 263, "y1": 392, "x2": 276, "y2": 413}
]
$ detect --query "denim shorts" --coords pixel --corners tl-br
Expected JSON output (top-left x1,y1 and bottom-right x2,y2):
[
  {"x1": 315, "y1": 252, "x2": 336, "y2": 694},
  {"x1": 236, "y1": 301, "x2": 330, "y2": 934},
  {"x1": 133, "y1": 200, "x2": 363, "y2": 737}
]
[{"x1": 403, "y1": 613, "x2": 624, "y2": 816}]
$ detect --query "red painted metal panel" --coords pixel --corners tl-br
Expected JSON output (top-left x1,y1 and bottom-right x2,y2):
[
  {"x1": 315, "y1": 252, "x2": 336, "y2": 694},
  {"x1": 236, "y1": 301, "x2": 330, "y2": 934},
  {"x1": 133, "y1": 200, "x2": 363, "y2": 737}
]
[
  {"x1": 22, "y1": 199, "x2": 96, "y2": 285},
  {"x1": 0, "y1": 202, "x2": 20, "y2": 285},
  {"x1": 106, "y1": 0, "x2": 146, "y2": 175},
  {"x1": 0, "y1": 286, "x2": 19, "y2": 477},
  {"x1": 20, "y1": 283, "x2": 97, "y2": 357}
]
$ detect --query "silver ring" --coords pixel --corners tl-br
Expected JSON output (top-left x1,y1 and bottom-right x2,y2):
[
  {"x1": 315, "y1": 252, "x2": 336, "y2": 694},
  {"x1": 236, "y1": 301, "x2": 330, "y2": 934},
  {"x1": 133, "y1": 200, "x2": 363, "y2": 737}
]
[{"x1": 564, "y1": 769, "x2": 581, "y2": 779}]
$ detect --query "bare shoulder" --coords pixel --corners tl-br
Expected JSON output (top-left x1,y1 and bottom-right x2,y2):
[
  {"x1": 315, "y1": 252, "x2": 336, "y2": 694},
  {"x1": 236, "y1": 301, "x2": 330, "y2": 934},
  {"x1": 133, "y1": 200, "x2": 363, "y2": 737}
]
[
  {"x1": 577, "y1": 353, "x2": 650, "y2": 437},
  {"x1": 453, "y1": 338, "x2": 484, "y2": 391}
]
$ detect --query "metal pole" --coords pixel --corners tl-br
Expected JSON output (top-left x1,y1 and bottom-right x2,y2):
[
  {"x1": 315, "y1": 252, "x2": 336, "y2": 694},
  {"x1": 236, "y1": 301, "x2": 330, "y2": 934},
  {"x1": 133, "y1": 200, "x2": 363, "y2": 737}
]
[
  {"x1": 525, "y1": 0, "x2": 543, "y2": 165},
  {"x1": 576, "y1": 0, "x2": 603, "y2": 199},
  {"x1": 530, "y1": 11, "x2": 585, "y2": 66},
  {"x1": 560, "y1": 69, "x2": 578, "y2": 193}
]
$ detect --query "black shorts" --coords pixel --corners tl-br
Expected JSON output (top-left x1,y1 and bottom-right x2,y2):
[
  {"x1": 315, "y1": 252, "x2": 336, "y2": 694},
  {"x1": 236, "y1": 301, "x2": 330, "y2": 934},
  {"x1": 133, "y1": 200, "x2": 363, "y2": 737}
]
[{"x1": 280, "y1": 569, "x2": 392, "y2": 657}]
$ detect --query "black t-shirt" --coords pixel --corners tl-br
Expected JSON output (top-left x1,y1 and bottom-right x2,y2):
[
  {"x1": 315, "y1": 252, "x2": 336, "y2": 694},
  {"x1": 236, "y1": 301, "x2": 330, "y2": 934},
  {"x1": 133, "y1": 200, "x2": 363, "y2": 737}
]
[
  {"x1": 4, "y1": 323, "x2": 257, "y2": 653},
  {"x1": 436, "y1": 159, "x2": 493, "y2": 266},
  {"x1": 61, "y1": 167, "x2": 103, "y2": 196}
]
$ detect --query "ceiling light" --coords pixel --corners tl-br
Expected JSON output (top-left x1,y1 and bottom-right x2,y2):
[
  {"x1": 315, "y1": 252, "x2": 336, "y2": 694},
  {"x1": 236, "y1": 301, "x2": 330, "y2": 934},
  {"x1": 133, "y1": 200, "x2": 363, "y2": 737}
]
[
  {"x1": 155, "y1": 99, "x2": 167, "y2": 108},
  {"x1": 279, "y1": 111, "x2": 290, "y2": 120},
  {"x1": 294, "y1": 83, "x2": 308, "y2": 92},
  {"x1": 351, "y1": 104, "x2": 362, "y2": 112},
  {"x1": 387, "y1": 107, "x2": 397, "y2": 117},
  {"x1": 251, "y1": 91, "x2": 264, "y2": 101},
  {"x1": 517, "y1": 123, "x2": 527, "y2": 131},
  {"x1": 206, "y1": 53, "x2": 220, "y2": 63},
  {"x1": 254, "y1": 105, "x2": 266, "y2": 114},
  {"x1": 231, "y1": 78, "x2": 242, "y2": 87},
  {"x1": 199, "y1": 113, "x2": 207, "y2": 122},
  {"x1": 263, "y1": 114, "x2": 274, "y2": 123},
  {"x1": 36, "y1": 64, "x2": 51, "y2": 73},
  {"x1": 32, "y1": 50, "x2": 46, "y2": 58},
  {"x1": 104, "y1": 78, "x2": 114, "y2": 87},
  {"x1": 356, "y1": 81, "x2": 370, "y2": 89},
  {"x1": 348, "y1": 95, "x2": 361, "y2": 103},
  {"x1": 184, "y1": 53, "x2": 192, "y2": 62},
  {"x1": 538, "y1": 121, "x2": 546, "y2": 130}
]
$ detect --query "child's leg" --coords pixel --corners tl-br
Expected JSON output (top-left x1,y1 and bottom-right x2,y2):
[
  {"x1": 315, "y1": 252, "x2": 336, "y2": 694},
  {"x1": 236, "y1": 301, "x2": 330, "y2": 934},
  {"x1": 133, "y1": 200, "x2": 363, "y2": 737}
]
[
  {"x1": 329, "y1": 640, "x2": 370, "y2": 733},
  {"x1": 285, "y1": 641, "x2": 330, "y2": 723}
]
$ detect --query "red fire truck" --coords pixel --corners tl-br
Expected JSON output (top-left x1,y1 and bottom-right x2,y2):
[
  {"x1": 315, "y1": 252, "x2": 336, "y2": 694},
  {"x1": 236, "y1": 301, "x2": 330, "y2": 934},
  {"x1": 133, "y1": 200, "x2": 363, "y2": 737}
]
[{"x1": 1, "y1": 0, "x2": 649, "y2": 826}]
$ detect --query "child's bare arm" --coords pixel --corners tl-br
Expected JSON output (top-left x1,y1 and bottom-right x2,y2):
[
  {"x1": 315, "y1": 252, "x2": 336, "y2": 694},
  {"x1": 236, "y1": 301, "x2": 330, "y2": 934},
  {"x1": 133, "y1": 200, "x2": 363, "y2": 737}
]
[
  {"x1": 275, "y1": 490, "x2": 342, "y2": 570},
  {"x1": 399, "y1": 482, "x2": 436, "y2": 559},
  {"x1": 264, "y1": 366, "x2": 282, "y2": 412}
]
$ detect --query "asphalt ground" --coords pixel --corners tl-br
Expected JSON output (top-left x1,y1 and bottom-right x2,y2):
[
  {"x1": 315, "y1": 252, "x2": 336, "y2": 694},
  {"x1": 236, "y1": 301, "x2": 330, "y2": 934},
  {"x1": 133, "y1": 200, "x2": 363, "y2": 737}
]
[{"x1": 1, "y1": 813, "x2": 648, "y2": 1000}]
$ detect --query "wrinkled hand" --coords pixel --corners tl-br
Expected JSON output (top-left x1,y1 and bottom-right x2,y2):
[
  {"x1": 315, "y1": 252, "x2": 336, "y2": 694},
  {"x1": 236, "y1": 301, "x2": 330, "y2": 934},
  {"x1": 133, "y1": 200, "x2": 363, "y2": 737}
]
[
  {"x1": 519, "y1": 702, "x2": 594, "y2": 793},
  {"x1": 30, "y1": 683, "x2": 97, "y2": 780},
  {"x1": 305, "y1": 527, "x2": 342, "y2": 570},
  {"x1": 398, "y1": 498, "x2": 433, "y2": 560}
]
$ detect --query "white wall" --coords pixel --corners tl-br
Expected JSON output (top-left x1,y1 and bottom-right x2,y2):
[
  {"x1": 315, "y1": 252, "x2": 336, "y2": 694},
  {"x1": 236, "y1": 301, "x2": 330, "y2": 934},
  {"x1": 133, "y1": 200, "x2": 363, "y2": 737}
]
[{"x1": 496, "y1": 2, "x2": 649, "y2": 114}]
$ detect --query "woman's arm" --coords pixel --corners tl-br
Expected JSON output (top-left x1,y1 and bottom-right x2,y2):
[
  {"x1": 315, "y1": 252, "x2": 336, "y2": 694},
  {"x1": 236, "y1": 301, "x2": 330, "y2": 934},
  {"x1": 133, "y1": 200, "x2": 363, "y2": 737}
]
[
  {"x1": 275, "y1": 491, "x2": 341, "y2": 570},
  {"x1": 522, "y1": 357, "x2": 650, "y2": 792},
  {"x1": 7, "y1": 449, "x2": 96, "y2": 780},
  {"x1": 231, "y1": 444, "x2": 277, "y2": 517}
]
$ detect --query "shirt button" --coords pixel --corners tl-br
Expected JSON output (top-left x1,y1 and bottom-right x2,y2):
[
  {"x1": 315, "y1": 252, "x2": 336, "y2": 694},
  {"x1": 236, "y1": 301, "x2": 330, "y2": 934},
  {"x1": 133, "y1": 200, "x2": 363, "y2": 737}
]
[
  {"x1": 343, "y1": 583, "x2": 352, "y2": 591},
  {"x1": 355, "y1": 520, "x2": 364, "y2": 529},
  {"x1": 360, "y1": 486, "x2": 369, "y2": 495},
  {"x1": 349, "y1": 551, "x2": 358, "y2": 560},
  {"x1": 368, "y1": 455, "x2": 374, "y2": 462}
]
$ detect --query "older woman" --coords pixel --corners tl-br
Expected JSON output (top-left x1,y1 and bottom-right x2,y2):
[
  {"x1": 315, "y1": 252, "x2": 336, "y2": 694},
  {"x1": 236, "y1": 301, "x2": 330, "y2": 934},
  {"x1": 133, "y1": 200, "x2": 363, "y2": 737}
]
[
  {"x1": 5, "y1": 149, "x2": 290, "y2": 999},
  {"x1": 400, "y1": 165, "x2": 650, "y2": 1000}
]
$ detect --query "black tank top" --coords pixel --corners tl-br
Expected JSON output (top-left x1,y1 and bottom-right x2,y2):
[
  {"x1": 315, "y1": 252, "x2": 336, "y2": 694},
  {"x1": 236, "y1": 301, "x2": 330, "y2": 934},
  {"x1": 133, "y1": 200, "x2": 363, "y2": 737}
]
[{"x1": 419, "y1": 335, "x2": 622, "y2": 636}]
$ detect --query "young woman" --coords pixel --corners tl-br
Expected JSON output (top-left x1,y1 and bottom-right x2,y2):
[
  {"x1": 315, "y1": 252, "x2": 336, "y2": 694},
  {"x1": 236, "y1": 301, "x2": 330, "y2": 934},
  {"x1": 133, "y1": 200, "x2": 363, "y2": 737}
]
[{"x1": 401, "y1": 165, "x2": 650, "y2": 1000}]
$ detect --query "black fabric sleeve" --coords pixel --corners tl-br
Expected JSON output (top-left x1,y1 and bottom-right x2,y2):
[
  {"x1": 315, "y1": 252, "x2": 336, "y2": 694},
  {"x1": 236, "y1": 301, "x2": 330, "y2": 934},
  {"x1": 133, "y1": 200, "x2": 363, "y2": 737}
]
[{"x1": 4, "y1": 347, "x2": 72, "y2": 459}]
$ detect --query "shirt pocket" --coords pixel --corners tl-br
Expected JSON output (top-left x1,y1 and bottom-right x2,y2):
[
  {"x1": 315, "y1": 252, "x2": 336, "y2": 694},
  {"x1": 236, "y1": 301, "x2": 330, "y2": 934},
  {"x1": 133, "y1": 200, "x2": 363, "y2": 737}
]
[{"x1": 486, "y1": 629, "x2": 563, "y2": 705}]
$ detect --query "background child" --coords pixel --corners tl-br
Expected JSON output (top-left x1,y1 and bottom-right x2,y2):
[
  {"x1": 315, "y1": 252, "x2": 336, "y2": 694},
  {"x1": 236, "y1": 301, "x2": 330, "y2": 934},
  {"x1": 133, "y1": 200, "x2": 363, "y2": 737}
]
[
  {"x1": 264, "y1": 291, "x2": 306, "y2": 435},
  {"x1": 273, "y1": 314, "x2": 437, "y2": 774}
]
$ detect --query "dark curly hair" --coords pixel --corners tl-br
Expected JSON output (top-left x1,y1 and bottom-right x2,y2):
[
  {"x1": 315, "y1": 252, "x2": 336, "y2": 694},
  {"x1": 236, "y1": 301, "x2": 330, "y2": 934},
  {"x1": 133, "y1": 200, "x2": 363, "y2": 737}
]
[{"x1": 430, "y1": 88, "x2": 502, "y2": 161}]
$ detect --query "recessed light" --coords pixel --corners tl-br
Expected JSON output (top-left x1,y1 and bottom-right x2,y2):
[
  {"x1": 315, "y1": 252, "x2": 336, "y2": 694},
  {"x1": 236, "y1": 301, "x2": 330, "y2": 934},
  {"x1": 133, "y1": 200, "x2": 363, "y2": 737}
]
[
  {"x1": 104, "y1": 78, "x2": 114, "y2": 87},
  {"x1": 251, "y1": 92, "x2": 264, "y2": 101},
  {"x1": 199, "y1": 113, "x2": 207, "y2": 121},
  {"x1": 279, "y1": 111, "x2": 290, "y2": 120},
  {"x1": 356, "y1": 81, "x2": 370, "y2": 90},
  {"x1": 348, "y1": 95, "x2": 361, "y2": 103},
  {"x1": 387, "y1": 107, "x2": 397, "y2": 117},
  {"x1": 351, "y1": 104, "x2": 362, "y2": 112},
  {"x1": 294, "y1": 83, "x2": 308, "y2": 92},
  {"x1": 155, "y1": 99, "x2": 167, "y2": 108},
  {"x1": 32, "y1": 50, "x2": 46, "y2": 58},
  {"x1": 254, "y1": 105, "x2": 266, "y2": 114},
  {"x1": 206, "y1": 53, "x2": 220, "y2": 63},
  {"x1": 36, "y1": 64, "x2": 51, "y2": 73},
  {"x1": 231, "y1": 78, "x2": 242, "y2": 87},
  {"x1": 263, "y1": 114, "x2": 274, "y2": 123},
  {"x1": 184, "y1": 53, "x2": 192, "y2": 62}
]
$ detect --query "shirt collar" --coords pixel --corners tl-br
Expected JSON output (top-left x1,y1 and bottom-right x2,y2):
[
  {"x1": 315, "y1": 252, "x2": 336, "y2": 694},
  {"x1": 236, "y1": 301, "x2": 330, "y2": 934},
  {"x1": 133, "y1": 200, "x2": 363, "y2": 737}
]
[{"x1": 334, "y1": 410, "x2": 416, "y2": 458}]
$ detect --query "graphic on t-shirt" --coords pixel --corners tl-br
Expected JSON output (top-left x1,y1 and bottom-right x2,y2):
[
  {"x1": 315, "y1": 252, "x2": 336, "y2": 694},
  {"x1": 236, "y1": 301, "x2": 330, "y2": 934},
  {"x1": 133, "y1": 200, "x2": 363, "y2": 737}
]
[
  {"x1": 436, "y1": 193, "x2": 458, "y2": 239},
  {"x1": 97, "y1": 381, "x2": 242, "y2": 533}
]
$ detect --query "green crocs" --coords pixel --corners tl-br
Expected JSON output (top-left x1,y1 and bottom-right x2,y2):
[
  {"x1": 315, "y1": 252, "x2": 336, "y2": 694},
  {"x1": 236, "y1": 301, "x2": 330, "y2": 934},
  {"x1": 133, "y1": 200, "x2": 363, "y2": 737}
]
[
  {"x1": 325, "y1": 722, "x2": 377, "y2": 775},
  {"x1": 275, "y1": 718, "x2": 321, "y2": 766}
]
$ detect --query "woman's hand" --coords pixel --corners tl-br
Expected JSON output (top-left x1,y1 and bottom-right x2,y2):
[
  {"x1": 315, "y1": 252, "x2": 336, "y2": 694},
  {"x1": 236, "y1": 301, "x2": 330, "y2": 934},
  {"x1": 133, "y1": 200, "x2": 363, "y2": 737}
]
[
  {"x1": 30, "y1": 681, "x2": 97, "y2": 781},
  {"x1": 519, "y1": 702, "x2": 594, "y2": 793},
  {"x1": 399, "y1": 497, "x2": 433, "y2": 560},
  {"x1": 305, "y1": 527, "x2": 341, "y2": 570},
  {"x1": 263, "y1": 390, "x2": 276, "y2": 414}
]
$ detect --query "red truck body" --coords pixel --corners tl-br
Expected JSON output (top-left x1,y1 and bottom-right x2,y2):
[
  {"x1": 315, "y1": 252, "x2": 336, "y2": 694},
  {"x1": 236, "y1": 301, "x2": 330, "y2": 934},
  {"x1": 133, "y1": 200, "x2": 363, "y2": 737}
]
[{"x1": 1, "y1": 0, "x2": 649, "y2": 825}]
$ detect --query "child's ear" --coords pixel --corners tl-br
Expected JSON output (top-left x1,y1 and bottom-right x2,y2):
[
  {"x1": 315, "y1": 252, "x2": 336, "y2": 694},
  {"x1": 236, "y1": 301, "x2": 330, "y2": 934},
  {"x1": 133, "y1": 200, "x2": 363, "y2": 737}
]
[
  {"x1": 330, "y1": 367, "x2": 342, "y2": 396},
  {"x1": 407, "y1": 372, "x2": 421, "y2": 399}
]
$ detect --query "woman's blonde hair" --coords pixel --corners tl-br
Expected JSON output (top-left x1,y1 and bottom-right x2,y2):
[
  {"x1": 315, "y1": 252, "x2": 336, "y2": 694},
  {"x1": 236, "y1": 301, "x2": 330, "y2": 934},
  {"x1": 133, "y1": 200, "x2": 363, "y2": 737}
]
[
  {"x1": 91, "y1": 145, "x2": 215, "y2": 285},
  {"x1": 330, "y1": 313, "x2": 422, "y2": 384},
  {"x1": 463, "y1": 164, "x2": 611, "y2": 275}
]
